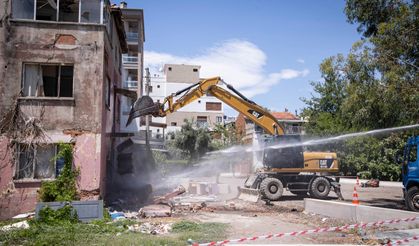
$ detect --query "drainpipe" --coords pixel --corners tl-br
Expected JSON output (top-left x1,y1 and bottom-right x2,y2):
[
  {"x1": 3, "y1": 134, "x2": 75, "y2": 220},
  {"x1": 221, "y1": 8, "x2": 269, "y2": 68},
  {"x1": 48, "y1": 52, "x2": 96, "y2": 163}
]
[{"x1": 145, "y1": 67, "x2": 150, "y2": 146}]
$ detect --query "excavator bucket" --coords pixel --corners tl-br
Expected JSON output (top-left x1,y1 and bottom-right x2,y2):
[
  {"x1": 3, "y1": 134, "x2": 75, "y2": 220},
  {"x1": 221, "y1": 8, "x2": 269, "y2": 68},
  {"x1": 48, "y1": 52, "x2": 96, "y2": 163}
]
[
  {"x1": 237, "y1": 187, "x2": 260, "y2": 202},
  {"x1": 126, "y1": 96, "x2": 160, "y2": 126},
  {"x1": 237, "y1": 174, "x2": 261, "y2": 202}
]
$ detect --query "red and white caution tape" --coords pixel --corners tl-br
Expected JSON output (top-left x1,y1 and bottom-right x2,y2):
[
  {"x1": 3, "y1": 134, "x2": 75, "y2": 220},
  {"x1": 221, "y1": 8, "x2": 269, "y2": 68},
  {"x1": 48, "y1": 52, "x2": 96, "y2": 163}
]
[
  {"x1": 387, "y1": 235, "x2": 419, "y2": 245},
  {"x1": 192, "y1": 216, "x2": 419, "y2": 246}
]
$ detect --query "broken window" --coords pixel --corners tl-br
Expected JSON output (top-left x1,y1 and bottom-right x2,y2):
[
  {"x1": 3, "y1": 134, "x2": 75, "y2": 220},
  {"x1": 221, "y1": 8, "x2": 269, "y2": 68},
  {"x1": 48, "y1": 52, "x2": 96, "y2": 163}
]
[
  {"x1": 16, "y1": 144, "x2": 64, "y2": 180},
  {"x1": 80, "y1": 0, "x2": 101, "y2": 23},
  {"x1": 12, "y1": 0, "x2": 35, "y2": 20},
  {"x1": 36, "y1": 0, "x2": 58, "y2": 21},
  {"x1": 23, "y1": 64, "x2": 74, "y2": 98},
  {"x1": 59, "y1": 0, "x2": 80, "y2": 22}
]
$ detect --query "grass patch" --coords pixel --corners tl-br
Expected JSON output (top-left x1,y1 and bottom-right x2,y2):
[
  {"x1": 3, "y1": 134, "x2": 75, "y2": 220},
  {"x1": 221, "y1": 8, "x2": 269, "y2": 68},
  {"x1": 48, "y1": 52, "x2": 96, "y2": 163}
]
[{"x1": 0, "y1": 219, "x2": 228, "y2": 246}]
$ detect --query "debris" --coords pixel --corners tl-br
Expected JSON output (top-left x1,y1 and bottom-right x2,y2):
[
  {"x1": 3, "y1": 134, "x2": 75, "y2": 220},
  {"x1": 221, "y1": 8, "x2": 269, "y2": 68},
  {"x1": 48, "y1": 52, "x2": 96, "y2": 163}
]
[
  {"x1": 12, "y1": 212, "x2": 35, "y2": 219},
  {"x1": 188, "y1": 182, "x2": 219, "y2": 195},
  {"x1": 1, "y1": 221, "x2": 29, "y2": 231},
  {"x1": 361, "y1": 179, "x2": 380, "y2": 188},
  {"x1": 153, "y1": 185, "x2": 186, "y2": 204},
  {"x1": 322, "y1": 218, "x2": 328, "y2": 222},
  {"x1": 128, "y1": 222, "x2": 172, "y2": 234},
  {"x1": 109, "y1": 211, "x2": 126, "y2": 220},
  {"x1": 124, "y1": 211, "x2": 139, "y2": 219},
  {"x1": 139, "y1": 204, "x2": 172, "y2": 218}
]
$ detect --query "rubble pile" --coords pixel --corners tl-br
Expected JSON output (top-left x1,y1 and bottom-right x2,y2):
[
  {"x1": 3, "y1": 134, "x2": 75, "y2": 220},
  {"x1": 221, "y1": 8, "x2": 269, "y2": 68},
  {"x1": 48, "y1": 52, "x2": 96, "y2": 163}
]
[{"x1": 128, "y1": 222, "x2": 172, "y2": 235}]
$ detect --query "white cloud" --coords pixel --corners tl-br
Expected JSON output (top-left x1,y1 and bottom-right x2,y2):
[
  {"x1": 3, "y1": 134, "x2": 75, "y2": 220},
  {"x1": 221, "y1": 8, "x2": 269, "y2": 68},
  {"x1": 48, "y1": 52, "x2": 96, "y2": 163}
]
[
  {"x1": 297, "y1": 59, "x2": 305, "y2": 64},
  {"x1": 144, "y1": 40, "x2": 309, "y2": 97}
]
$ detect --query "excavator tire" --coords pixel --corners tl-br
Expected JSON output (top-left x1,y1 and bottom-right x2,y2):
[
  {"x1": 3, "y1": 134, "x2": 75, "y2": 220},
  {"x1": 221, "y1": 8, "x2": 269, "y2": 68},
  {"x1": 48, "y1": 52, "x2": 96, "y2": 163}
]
[
  {"x1": 309, "y1": 176, "x2": 331, "y2": 199},
  {"x1": 260, "y1": 177, "x2": 283, "y2": 201}
]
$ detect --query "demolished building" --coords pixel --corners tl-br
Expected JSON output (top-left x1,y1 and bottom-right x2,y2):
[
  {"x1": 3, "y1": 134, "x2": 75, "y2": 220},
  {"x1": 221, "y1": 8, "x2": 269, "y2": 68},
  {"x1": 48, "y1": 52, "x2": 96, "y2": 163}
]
[{"x1": 0, "y1": 0, "x2": 140, "y2": 219}]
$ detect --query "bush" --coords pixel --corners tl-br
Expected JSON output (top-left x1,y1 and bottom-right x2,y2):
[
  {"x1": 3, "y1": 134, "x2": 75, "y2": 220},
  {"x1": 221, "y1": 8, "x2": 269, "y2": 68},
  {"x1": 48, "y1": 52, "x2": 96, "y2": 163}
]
[
  {"x1": 37, "y1": 205, "x2": 79, "y2": 224},
  {"x1": 39, "y1": 144, "x2": 79, "y2": 202}
]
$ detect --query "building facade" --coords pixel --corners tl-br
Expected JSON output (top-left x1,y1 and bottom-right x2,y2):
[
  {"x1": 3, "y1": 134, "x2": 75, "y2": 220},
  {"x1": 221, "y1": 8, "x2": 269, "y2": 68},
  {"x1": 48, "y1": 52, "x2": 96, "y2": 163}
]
[{"x1": 0, "y1": 0, "x2": 128, "y2": 219}]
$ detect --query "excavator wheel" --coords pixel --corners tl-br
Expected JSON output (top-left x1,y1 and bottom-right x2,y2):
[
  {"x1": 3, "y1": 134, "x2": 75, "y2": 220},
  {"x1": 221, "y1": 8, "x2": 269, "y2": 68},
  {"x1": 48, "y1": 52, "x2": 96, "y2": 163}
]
[
  {"x1": 260, "y1": 177, "x2": 283, "y2": 201},
  {"x1": 309, "y1": 176, "x2": 331, "y2": 199}
]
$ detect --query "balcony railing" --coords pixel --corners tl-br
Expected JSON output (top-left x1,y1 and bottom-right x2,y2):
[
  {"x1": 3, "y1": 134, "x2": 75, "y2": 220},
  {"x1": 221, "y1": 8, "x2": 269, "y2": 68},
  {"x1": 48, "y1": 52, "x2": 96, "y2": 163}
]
[
  {"x1": 122, "y1": 55, "x2": 138, "y2": 65},
  {"x1": 124, "y1": 81, "x2": 138, "y2": 89},
  {"x1": 126, "y1": 32, "x2": 139, "y2": 42}
]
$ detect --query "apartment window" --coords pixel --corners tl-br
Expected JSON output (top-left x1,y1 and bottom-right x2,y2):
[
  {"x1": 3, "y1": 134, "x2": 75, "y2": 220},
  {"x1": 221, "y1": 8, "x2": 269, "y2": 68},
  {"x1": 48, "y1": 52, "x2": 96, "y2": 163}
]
[
  {"x1": 216, "y1": 116, "x2": 223, "y2": 123},
  {"x1": 59, "y1": 0, "x2": 80, "y2": 22},
  {"x1": 196, "y1": 116, "x2": 208, "y2": 128},
  {"x1": 171, "y1": 122, "x2": 177, "y2": 126},
  {"x1": 15, "y1": 144, "x2": 65, "y2": 180},
  {"x1": 80, "y1": 0, "x2": 101, "y2": 23},
  {"x1": 12, "y1": 0, "x2": 35, "y2": 19},
  {"x1": 168, "y1": 67, "x2": 172, "y2": 71},
  {"x1": 206, "y1": 102, "x2": 222, "y2": 111},
  {"x1": 22, "y1": 64, "x2": 74, "y2": 98},
  {"x1": 148, "y1": 86, "x2": 153, "y2": 93},
  {"x1": 12, "y1": 0, "x2": 103, "y2": 24},
  {"x1": 157, "y1": 85, "x2": 160, "y2": 88},
  {"x1": 193, "y1": 68, "x2": 198, "y2": 72}
]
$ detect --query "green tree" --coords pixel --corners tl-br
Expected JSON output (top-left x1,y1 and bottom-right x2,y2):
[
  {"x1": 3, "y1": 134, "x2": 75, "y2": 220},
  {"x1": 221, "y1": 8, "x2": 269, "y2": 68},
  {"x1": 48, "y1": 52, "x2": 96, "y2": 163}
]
[
  {"x1": 301, "y1": 0, "x2": 419, "y2": 180},
  {"x1": 173, "y1": 119, "x2": 211, "y2": 162}
]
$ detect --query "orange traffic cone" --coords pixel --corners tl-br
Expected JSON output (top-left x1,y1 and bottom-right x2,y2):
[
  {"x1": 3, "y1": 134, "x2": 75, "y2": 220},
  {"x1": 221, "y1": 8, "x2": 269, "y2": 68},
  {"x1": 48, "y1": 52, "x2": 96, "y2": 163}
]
[
  {"x1": 356, "y1": 176, "x2": 360, "y2": 186},
  {"x1": 352, "y1": 186, "x2": 360, "y2": 205}
]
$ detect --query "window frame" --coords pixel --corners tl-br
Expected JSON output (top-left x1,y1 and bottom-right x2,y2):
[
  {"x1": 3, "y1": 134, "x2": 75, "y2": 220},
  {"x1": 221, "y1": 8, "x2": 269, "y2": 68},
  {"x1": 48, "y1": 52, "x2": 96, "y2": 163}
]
[
  {"x1": 21, "y1": 63, "x2": 74, "y2": 99},
  {"x1": 12, "y1": 0, "x2": 106, "y2": 24},
  {"x1": 14, "y1": 144, "x2": 62, "y2": 181}
]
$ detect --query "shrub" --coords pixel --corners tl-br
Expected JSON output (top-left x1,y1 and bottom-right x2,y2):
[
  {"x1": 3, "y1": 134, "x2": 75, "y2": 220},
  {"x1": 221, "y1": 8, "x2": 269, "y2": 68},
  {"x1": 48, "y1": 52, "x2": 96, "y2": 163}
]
[{"x1": 39, "y1": 143, "x2": 79, "y2": 202}]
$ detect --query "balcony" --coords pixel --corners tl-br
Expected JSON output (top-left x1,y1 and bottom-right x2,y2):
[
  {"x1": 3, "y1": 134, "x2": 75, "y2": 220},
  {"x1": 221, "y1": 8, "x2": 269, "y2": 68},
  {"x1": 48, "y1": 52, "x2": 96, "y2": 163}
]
[
  {"x1": 122, "y1": 55, "x2": 138, "y2": 65},
  {"x1": 124, "y1": 81, "x2": 138, "y2": 89},
  {"x1": 126, "y1": 32, "x2": 139, "y2": 42}
]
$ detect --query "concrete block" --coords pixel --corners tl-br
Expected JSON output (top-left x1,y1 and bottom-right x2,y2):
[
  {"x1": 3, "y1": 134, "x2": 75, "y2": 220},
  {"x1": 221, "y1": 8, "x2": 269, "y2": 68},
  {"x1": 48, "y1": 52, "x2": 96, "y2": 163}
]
[
  {"x1": 304, "y1": 199, "x2": 357, "y2": 221},
  {"x1": 356, "y1": 204, "x2": 418, "y2": 222},
  {"x1": 304, "y1": 199, "x2": 419, "y2": 223}
]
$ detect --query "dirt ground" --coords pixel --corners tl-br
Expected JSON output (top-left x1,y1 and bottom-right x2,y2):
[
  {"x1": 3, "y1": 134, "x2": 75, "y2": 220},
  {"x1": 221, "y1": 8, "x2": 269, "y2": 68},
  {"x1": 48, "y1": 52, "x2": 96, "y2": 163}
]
[{"x1": 161, "y1": 176, "x2": 411, "y2": 245}]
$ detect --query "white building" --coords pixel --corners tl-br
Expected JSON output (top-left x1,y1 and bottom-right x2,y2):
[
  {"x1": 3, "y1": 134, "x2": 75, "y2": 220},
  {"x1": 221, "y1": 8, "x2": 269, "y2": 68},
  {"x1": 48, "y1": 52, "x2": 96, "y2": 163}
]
[{"x1": 140, "y1": 64, "x2": 225, "y2": 138}]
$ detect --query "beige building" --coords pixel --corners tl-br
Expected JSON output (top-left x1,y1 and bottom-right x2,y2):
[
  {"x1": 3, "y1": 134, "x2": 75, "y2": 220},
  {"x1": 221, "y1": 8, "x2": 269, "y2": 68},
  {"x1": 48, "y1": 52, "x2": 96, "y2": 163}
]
[{"x1": 141, "y1": 64, "x2": 225, "y2": 137}]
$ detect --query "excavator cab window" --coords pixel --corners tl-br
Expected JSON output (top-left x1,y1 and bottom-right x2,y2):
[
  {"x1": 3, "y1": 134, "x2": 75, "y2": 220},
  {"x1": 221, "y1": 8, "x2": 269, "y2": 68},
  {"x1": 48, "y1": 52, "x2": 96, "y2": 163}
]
[{"x1": 263, "y1": 135, "x2": 304, "y2": 169}]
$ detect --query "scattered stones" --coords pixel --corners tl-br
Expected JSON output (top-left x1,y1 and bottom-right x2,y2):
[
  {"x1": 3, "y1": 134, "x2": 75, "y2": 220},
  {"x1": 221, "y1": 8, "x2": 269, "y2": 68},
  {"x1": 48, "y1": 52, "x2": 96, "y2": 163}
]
[{"x1": 128, "y1": 222, "x2": 172, "y2": 234}]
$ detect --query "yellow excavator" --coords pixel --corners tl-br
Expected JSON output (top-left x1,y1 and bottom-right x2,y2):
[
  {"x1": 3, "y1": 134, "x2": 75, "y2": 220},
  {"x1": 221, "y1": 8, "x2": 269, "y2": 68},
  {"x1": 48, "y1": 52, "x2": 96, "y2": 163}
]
[{"x1": 127, "y1": 77, "x2": 343, "y2": 202}]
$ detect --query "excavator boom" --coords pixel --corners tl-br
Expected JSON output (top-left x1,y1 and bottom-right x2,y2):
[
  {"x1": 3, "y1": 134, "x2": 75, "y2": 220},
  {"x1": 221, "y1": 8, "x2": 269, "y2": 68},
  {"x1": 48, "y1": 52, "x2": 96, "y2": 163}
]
[{"x1": 127, "y1": 77, "x2": 284, "y2": 135}]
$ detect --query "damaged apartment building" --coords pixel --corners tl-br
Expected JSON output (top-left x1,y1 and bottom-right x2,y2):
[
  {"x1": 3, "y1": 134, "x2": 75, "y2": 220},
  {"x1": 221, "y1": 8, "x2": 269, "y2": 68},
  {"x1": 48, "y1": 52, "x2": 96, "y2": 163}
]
[{"x1": 0, "y1": 0, "x2": 145, "y2": 219}]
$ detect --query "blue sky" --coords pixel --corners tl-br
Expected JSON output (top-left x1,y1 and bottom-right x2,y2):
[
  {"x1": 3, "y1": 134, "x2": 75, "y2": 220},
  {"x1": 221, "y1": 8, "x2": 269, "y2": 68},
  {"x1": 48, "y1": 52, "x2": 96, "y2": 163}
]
[{"x1": 125, "y1": 0, "x2": 360, "y2": 116}]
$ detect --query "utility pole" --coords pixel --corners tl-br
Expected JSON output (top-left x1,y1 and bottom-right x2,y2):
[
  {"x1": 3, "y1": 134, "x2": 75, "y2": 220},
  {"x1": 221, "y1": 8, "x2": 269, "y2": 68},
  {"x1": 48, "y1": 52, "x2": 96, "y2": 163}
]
[{"x1": 145, "y1": 68, "x2": 150, "y2": 146}]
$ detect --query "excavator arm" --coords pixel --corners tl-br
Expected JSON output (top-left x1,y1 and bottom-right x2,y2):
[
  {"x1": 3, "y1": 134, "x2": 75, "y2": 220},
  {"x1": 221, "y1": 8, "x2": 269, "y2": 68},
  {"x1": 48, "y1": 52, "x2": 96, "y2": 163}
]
[{"x1": 127, "y1": 77, "x2": 284, "y2": 135}]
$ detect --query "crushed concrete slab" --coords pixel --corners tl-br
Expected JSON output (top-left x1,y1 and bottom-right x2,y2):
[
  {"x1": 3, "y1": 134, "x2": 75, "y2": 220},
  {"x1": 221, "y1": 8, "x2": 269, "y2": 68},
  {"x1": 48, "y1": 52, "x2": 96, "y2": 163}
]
[
  {"x1": 139, "y1": 204, "x2": 172, "y2": 218},
  {"x1": 1, "y1": 221, "x2": 29, "y2": 231},
  {"x1": 12, "y1": 212, "x2": 35, "y2": 219},
  {"x1": 128, "y1": 222, "x2": 172, "y2": 234}
]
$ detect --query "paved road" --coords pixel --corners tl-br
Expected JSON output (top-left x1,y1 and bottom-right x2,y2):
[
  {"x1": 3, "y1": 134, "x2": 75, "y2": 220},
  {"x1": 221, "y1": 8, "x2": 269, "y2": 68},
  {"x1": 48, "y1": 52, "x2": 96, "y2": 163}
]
[{"x1": 217, "y1": 176, "x2": 406, "y2": 210}]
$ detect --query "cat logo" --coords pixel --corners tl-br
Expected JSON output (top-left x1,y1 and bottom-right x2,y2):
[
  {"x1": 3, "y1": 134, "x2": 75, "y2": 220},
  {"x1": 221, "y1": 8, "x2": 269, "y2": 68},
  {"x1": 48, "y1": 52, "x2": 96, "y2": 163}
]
[{"x1": 248, "y1": 109, "x2": 264, "y2": 119}]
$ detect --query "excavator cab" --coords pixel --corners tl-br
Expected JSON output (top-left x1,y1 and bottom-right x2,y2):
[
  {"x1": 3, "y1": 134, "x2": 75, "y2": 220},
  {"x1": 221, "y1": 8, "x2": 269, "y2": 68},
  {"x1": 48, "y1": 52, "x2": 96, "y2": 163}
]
[{"x1": 263, "y1": 135, "x2": 304, "y2": 169}]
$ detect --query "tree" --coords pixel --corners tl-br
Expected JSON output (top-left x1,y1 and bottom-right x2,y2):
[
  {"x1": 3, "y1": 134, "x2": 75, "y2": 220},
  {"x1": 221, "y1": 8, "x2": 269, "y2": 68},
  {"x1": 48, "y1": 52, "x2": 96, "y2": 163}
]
[
  {"x1": 301, "y1": 0, "x2": 419, "y2": 180},
  {"x1": 173, "y1": 119, "x2": 211, "y2": 162}
]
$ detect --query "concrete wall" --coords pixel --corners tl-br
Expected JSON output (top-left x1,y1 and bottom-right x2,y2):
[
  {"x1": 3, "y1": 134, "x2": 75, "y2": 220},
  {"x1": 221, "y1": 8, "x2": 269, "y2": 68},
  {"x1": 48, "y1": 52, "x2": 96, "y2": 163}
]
[{"x1": 163, "y1": 64, "x2": 201, "y2": 83}]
